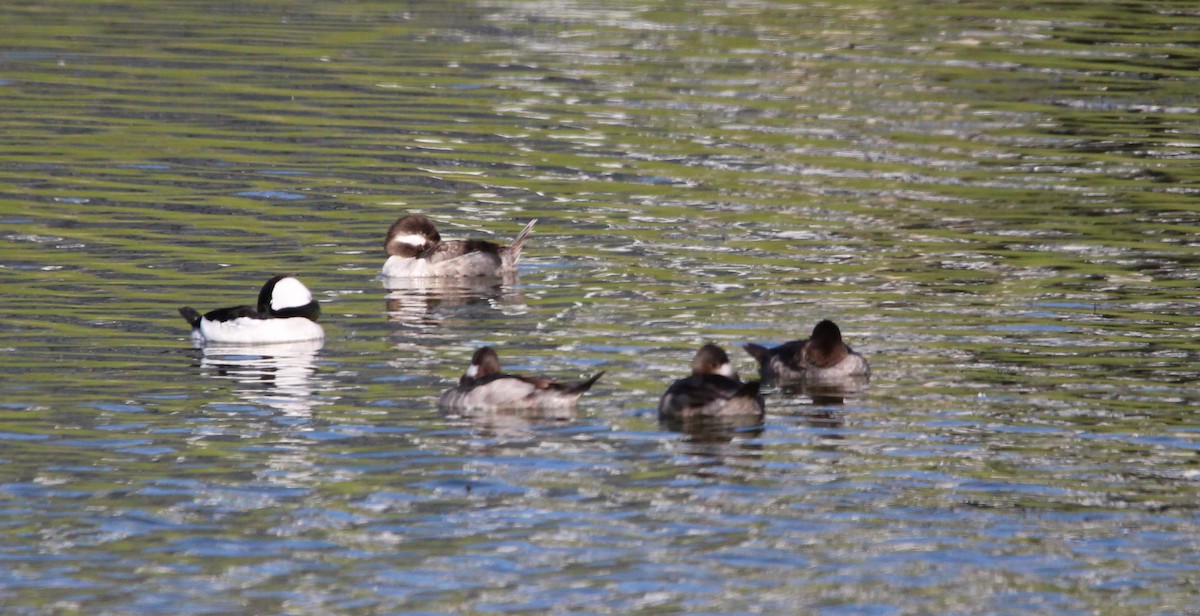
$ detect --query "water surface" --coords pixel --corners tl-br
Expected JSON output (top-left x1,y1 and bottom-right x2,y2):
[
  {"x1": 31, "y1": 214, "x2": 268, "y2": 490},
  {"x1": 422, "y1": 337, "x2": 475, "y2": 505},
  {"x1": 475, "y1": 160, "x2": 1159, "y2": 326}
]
[{"x1": 1, "y1": 1, "x2": 1198, "y2": 613}]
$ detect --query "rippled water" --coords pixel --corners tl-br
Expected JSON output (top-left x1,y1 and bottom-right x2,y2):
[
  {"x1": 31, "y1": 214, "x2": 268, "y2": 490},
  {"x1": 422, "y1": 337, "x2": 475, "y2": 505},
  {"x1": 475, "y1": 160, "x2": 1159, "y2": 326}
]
[{"x1": 2, "y1": 1, "x2": 1199, "y2": 613}]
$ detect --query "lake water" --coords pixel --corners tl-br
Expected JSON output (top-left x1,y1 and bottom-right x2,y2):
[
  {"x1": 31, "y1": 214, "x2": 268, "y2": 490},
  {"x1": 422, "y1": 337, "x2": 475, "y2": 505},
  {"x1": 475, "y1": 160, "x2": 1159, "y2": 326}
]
[{"x1": 1, "y1": 0, "x2": 1198, "y2": 613}]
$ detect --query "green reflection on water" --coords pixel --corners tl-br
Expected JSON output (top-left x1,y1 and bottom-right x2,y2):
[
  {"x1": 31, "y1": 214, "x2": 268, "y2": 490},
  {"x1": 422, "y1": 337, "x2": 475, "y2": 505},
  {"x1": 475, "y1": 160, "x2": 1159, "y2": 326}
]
[{"x1": 0, "y1": 0, "x2": 1199, "y2": 613}]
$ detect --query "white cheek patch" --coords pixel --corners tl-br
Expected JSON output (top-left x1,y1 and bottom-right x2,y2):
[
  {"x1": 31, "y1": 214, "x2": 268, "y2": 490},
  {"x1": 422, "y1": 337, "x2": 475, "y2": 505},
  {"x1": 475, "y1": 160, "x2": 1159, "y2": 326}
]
[
  {"x1": 466, "y1": 364, "x2": 479, "y2": 378},
  {"x1": 390, "y1": 234, "x2": 429, "y2": 248},
  {"x1": 716, "y1": 363, "x2": 735, "y2": 378},
  {"x1": 271, "y1": 277, "x2": 314, "y2": 311}
]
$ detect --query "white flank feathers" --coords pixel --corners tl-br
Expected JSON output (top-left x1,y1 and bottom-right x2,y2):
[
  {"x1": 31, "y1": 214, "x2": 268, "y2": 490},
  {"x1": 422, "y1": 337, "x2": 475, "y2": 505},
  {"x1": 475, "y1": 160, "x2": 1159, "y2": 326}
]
[{"x1": 196, "y1": 316, "x2": 324, "y2": 346}]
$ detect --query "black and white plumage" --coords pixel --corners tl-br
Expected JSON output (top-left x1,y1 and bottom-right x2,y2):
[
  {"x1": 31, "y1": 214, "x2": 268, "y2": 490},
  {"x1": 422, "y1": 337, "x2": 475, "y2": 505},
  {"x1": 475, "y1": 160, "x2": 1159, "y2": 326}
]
[
  {"x1": 438, "y1": 346, "x2": 603, "y2": 412},
  {"x1": 657, "y1": 344, "x2": 764, "y2": 420},
  {"x1": 382, "y1": 215, "x2": 536, "y2": 278},
  {"x1": 744, "y1": 319, "x2": 870, "y2": 386},
  {"x1": 178, "y1": 275, "x2": 323, "y2": 346}
]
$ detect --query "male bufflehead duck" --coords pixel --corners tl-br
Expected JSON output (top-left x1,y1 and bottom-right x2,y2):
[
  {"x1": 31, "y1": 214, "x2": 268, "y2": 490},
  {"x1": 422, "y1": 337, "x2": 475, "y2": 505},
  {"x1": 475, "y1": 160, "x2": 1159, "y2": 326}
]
[
  {"x1": 744, "y1": 319, "x2": 870, "y2": 385},
  {"x1": 382, "y1": 214, "x2": 537, "y2": 278},
  {"x1": 658, "y1": 344, "x2": 764, "y2": 420},
  {"x1": 438, "y1": 346, "x2": 603, "y2": 411},
  {"x1": 178, "y1": 275, "x2": 323, "y2": 346}
]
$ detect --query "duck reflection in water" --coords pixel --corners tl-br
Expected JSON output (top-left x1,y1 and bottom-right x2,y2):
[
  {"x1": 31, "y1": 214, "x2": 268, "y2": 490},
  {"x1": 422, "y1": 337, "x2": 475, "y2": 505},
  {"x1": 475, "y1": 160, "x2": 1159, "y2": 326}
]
[
  {"x1": 771, "y1": 387, "x2": 853, "y2": 443},
  {"x1": 766, "y1": 380, "x2": 864, "y2": 409},
  {"x1": 802, "y1": 407, "x2": 845, "y2": 432},
  {"x1": 384, "y1": 274, "x2": 523, "y2": 329},
  {"x1": 445, "y1": 403, "x2": 577, "y2": 438},
  {"x1": 190, "y1": 339, "x2": 326, "y2": 417},
  {"x1": 659, "y1": 412, "x2": 766, "y2": 444}
]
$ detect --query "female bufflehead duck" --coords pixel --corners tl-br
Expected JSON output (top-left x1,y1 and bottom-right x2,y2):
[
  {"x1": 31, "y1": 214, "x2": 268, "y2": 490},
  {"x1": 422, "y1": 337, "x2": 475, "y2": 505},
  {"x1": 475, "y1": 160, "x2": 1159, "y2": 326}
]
[
  {"x1": 744, "y1": 319, "x2": 870, "y2": 385},
  {"x1": 658, "y1": 344, "x2": 764, "y2": 420},
  {"x1": 438, "y1": 346, "x2": 603, "y2": 411},
  {"x1": 382, "y1": 214, "x2": 537, "y2": 278},
  {"x1": 178, "y1": 275, "x2": 323, "y2": 346}
]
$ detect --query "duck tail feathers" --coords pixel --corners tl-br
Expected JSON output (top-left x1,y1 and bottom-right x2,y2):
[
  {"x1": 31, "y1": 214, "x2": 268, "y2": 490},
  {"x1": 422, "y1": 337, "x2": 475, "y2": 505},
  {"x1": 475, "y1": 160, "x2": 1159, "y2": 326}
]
[
  {"x1": 505, "y1": 218, "x2": 537, "y2": 265},
  {"x1": 743, "y1": 343, "x2": 771, "y2": 363},
  {"x1": 566, "y1": 370, "x2": 604, "y2": 395},
  {"x1": 179, "y1": 307, "x2": 203, "y2": 328}
]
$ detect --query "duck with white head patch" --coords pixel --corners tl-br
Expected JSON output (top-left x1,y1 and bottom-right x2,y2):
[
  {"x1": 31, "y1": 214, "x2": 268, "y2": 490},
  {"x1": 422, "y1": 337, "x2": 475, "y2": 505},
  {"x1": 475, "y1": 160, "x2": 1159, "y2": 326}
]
[
  {"x1": 744, "y1": 319, "x2": 870, "y2": 386},
  {"x1": 438, "y1": 346, "x2": 603, "y2": 412},
  {"x1": 658, "y1": 343, "x2": 764, "y2": 420},
  {"x1": 382, "y1": 214, "x2": 536, "y2": 278},
  {"x1": 178, "y1": 275, "x2": 323, "y2": 346}
]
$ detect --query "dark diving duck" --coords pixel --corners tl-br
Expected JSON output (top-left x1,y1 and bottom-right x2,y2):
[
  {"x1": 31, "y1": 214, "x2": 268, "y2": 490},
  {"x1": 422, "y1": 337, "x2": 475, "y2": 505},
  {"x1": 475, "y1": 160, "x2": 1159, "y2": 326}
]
[
  {"x1": 744, "y1": 319, "x2": 869, "y2": 386},
  {"x1": 657, "y1": 343, "x2": 764, "y2": 421}
]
